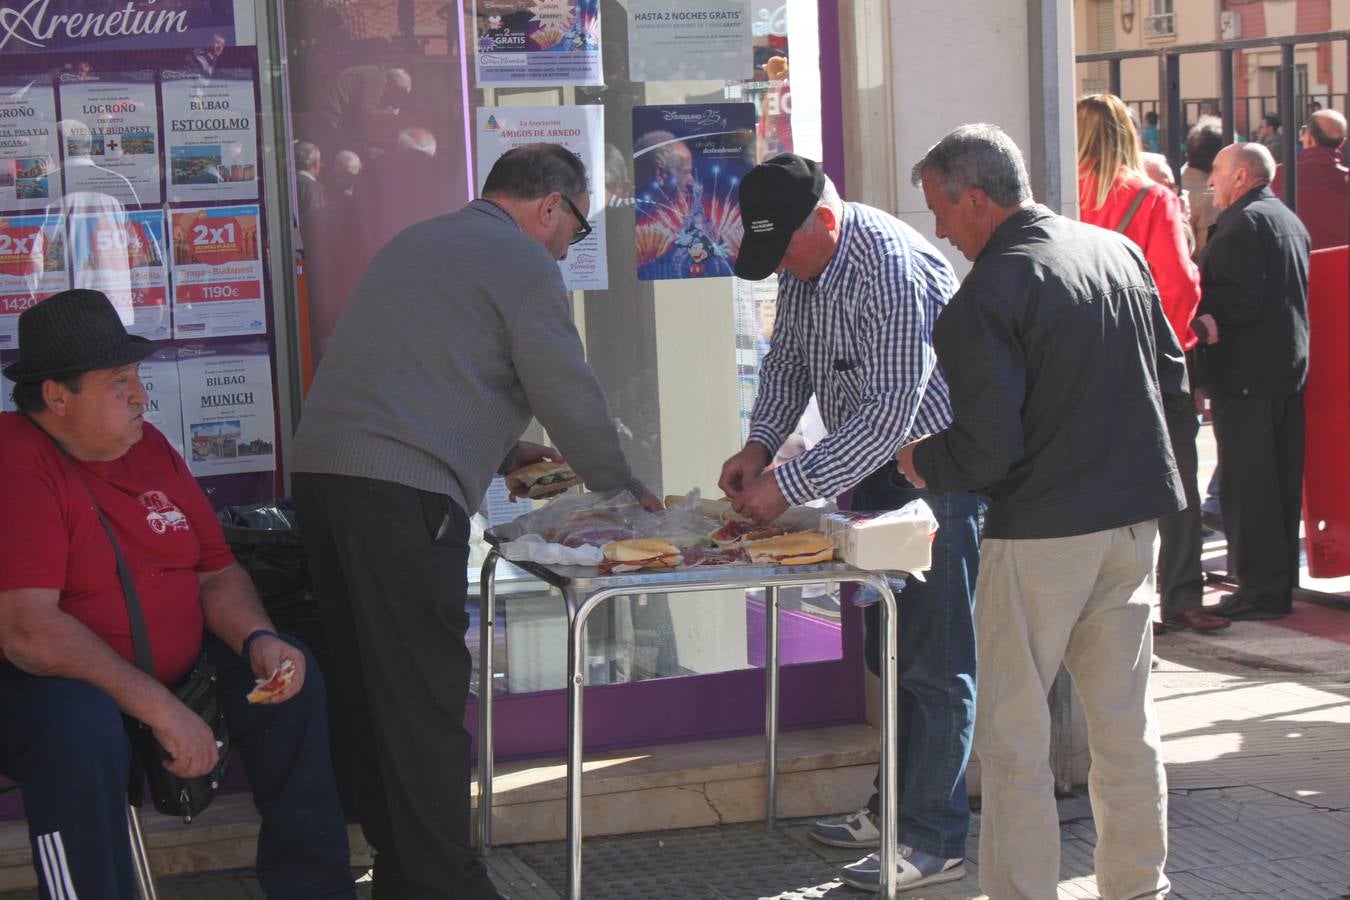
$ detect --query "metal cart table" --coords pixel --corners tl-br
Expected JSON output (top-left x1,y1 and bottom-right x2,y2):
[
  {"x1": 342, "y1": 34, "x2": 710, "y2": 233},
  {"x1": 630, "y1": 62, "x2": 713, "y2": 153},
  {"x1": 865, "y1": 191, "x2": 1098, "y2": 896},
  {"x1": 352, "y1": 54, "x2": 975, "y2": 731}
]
[{"x1": 476, "y1": 548, "x2": 903, "y2": 899}]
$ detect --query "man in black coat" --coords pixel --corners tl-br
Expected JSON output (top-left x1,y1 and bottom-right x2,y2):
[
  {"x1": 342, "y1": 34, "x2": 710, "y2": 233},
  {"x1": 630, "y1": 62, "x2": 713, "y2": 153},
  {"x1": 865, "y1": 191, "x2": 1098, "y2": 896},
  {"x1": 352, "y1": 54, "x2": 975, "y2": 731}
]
[{"x1": 1195, "y1": 142, "x2": 1311, "y2": 620}]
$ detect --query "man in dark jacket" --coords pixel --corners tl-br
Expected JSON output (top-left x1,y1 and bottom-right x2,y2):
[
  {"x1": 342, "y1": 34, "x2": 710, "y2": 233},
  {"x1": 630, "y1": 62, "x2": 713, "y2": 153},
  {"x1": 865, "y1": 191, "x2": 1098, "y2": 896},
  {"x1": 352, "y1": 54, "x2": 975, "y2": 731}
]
[
  {"x1": 901, "y1": 124, "x2": 1185, "y2": 900},
  {"x1": 1272, "y1": 109, "x2": 1348, "y2": 250},
  {"x1": 1195, "y1": 142, "x2": 1311, "y2": 621}
]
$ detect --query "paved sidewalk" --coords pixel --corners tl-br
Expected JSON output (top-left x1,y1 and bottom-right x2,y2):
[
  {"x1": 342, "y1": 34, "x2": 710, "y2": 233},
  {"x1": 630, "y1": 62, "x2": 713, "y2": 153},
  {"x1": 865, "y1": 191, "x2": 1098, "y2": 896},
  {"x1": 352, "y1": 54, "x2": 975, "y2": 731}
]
[{"x1": 7, "y1": 613, "x2": 1347, "y2": 900}]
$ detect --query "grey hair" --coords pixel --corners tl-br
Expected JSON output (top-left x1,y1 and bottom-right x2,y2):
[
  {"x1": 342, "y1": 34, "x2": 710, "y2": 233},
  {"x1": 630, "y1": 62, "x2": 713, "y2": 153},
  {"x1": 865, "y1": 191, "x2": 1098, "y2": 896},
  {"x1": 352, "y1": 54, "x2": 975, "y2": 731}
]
[
  {"x1": 799, "y1": 176, "x2": 842, "y2": 234},
  {"x1": 909, "y1": 123, "x2": 1032, "y2": 207},
  {"x1": 397, "y1": 127, "x2": 436, "y2": 156},
  {"x1": 482, "y1": 142, "x2": 589, "y2": 201},
  {"x1": 334, "y1": 150, "x2": 361, "y2": 175},
  {"x1": 295, "y1": 140, "x2": 321, "y2": 171},
  {"x1": 386, "y1": 67, "x2": 412, "y2": 93}
]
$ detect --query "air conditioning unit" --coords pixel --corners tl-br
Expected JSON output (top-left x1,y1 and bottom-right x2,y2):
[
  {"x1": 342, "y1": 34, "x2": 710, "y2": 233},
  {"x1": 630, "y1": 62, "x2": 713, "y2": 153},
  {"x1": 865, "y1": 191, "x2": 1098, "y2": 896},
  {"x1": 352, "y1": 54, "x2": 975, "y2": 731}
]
[{"x1": 1221, "y1": 11, "x2": 1242, "y2": 40}]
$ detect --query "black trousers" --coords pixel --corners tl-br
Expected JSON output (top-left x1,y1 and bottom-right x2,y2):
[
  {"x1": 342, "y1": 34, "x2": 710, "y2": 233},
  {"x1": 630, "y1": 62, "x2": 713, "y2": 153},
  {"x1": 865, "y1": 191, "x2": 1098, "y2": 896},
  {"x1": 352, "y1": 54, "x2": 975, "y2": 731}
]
[
  {"x1": 293, "y1": 473, "x2": 496, "y2": 900},
  {"x1": 1158, "y1": 401, "x2": 1204, "y2": 618},
  {"x1": 1211, "y1": 392, "x2": 1306, "y2": 612}
]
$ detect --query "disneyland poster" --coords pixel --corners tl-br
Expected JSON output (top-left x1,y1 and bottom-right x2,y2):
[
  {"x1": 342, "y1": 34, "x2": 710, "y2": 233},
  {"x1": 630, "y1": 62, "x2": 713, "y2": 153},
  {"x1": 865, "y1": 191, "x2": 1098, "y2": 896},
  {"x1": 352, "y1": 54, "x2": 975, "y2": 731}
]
[
  {"x1": 472, "y1": 0, "x2": 602, "y2": 87},
  {"x1": 0, "y1": 213, "x2": 69, "y2": 348},
  {"x1": 161, "y1": 70, "x2": 259, "y2": 203},
  {"x1": 169, "y1": 204, "x2": 265, "y2": 339},
  {"x1": 140, "y1": 349, "x2": 185, "y2": 458},
  {"x1": 633, "y1": 103, "x2": 754, "y2": 281},
  {"x1": 70, "y1": 209, "x2": 170, "y2": 341},
  {"x1": 476, "y1": 105, "x2": 606, "y2": 290},
  {"x1": 627, "y1": 0, "x2": 752, "y2": 82},
  {"x1": 57, "y1": 73, "x2": 163, "y2": 206},
  {"x1": 177, "y1": 345, "x2": 276, "y2": 477},
  {"x1": 0, "y1": 76, "x2": 63, "y2": 213}
]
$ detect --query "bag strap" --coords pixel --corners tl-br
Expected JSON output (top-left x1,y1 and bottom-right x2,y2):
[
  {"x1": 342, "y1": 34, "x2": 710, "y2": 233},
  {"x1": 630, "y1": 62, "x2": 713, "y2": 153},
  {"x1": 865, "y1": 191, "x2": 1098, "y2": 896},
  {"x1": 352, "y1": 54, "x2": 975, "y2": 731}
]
[
  {"x1": 1114, "y1": 186, "x2": 1151, "y2": 234},
  {"x1": 26, "y1": 417, "x2": 156, "y2": 677}
]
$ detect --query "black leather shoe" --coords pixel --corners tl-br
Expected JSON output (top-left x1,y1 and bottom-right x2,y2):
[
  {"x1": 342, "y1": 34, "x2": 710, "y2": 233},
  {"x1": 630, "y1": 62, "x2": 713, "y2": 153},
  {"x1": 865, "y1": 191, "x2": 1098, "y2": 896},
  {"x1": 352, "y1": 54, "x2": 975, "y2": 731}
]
[{"x1": 1210, "y1": 597, "x2": 1289, "y2": 621}]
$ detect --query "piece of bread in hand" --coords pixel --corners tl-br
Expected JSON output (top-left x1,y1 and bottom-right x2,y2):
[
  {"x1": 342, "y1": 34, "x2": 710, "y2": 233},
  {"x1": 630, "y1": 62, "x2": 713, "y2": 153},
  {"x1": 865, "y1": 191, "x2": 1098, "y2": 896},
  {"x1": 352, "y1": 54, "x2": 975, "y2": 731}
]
[{"x1": 506, "y1": 460, "x2": 582, "y2": 498}]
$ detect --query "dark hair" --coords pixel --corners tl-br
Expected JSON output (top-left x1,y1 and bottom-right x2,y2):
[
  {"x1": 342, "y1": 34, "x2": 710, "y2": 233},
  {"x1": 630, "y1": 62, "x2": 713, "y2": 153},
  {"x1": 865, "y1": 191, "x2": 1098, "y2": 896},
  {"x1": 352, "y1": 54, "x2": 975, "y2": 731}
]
[
  {"x1": 1144, "y1": 111, "x2": 1159, "y2": 125},
  {"x1": 11, "y1": 373, "x2": 84, "y2": 414},
  {"x1": 1262, "y1": 113, "x2": 1280, "y2": 130},
  {"x1": 482, "y1": 143, "x2": 589, "y2": 202},
  {"x1": 1185, "y1": 117, "x2": 1224, "y2": 172}
]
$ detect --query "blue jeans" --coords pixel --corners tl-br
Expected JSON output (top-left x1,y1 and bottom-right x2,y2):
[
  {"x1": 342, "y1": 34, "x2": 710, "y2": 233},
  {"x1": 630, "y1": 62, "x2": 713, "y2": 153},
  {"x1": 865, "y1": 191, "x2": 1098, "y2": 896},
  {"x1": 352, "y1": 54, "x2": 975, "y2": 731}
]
[{"x1": 852, "y1": 464, "x2": 981, "y2": 859}]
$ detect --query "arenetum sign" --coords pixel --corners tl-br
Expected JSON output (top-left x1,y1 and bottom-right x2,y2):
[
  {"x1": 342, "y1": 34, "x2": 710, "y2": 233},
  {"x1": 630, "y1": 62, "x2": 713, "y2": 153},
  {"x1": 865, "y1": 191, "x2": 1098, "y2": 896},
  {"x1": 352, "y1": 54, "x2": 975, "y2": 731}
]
[{"x1": 0, "y1": 0, "x2": 235, "y2": 54}]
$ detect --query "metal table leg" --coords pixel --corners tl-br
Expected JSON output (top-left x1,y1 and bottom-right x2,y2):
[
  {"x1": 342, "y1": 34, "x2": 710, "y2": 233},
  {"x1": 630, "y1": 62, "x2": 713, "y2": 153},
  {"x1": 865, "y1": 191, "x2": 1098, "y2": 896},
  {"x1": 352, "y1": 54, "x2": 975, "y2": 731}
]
[
  {"x1": 764, "y1": 585, "x2": 781, "y2": 827},
  {"x1": 864, "y1": 573, "x2": 900, "y2": 900},
  {"x1": 476, "y1": 549, "x2": 499, "y2": 855},
  {"x1": 566, "y1": 585, "x2": 624, "y2": 900}
]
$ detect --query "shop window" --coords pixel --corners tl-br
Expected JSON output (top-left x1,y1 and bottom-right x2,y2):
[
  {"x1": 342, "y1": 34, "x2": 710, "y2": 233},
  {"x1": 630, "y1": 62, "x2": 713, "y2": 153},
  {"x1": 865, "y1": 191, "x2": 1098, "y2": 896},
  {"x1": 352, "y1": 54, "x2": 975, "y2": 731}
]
[{"x1": 279, "y1": 0, "x2": 853, "y2": 756}]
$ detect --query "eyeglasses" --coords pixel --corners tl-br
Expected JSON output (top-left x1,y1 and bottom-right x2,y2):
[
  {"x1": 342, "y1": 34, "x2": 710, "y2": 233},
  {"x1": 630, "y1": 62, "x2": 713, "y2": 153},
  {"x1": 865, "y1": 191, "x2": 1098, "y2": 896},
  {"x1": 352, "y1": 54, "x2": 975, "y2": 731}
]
[{"x1": 560, "y1": 195, "x2": 593, "y2": 245}]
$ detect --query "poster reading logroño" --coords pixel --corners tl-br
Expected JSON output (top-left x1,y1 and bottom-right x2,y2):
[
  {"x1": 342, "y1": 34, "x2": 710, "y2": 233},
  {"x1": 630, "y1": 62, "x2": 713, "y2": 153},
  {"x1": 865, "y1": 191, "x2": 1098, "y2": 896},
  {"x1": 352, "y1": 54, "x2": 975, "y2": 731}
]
[
  {"x1": 0, "y1": 76, "x2": 63, "y2": 213},
  {"x1": 169, "y1": 204, "x2": 265, "y2": 338},
  {"x1": 70, "y1": 208, "x2": 170, "y2": 340},
  {"x1": 161, "y1": 69, "x2": 259, "y2": 203},
  {"x1": 57, "y1": 73, "x2": 162, "y2": 206}
]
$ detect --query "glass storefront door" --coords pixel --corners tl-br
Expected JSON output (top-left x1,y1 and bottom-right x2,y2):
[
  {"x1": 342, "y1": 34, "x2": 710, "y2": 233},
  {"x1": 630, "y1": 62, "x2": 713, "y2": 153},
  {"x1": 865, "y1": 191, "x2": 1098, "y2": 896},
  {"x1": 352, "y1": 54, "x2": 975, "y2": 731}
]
[{"x1": 277, "y1": 0, "x2": 861, "y2": 759}]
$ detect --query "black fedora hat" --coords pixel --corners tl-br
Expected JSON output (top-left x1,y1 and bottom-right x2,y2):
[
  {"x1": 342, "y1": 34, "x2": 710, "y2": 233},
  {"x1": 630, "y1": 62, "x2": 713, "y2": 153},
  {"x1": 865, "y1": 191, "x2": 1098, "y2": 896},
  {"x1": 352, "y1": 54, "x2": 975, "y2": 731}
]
[{"x1": 2, "y1": 289, "x2": 155, "y2": 384}]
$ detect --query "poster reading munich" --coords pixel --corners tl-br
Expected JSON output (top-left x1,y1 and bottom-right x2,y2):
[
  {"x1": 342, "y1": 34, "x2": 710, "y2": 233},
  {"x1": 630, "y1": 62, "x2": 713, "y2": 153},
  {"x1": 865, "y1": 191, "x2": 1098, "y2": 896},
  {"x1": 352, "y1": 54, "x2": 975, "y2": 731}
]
[
  {"x1": 0, "y1": 213, "x2": 69, "y2": 348},
  {"x1": 161, "y1": 70, "x2": 259, "y2": 203},
  {"x1": 169, "y1": 204, "x2": 265, "y2": 339},
  {"x1": 633, "y1": 102, "x2": 754, "y2": 281},
  {"x1": 0, "y1": 76, "x2": 63, "y2": 213},
  {"x1": 57, "y1": 74, "x2": 162, "y2": 206},
  {"x1": 177, "y1": 346, "x2": 276, "y2": 477}
]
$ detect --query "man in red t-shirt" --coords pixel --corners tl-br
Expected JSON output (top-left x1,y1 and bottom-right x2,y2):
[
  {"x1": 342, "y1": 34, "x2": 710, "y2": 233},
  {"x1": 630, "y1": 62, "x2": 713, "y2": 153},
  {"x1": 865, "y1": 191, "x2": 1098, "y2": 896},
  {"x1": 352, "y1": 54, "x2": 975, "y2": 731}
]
[{"x1": 0, "y1": 290, "x2": 355, "y2": 899}]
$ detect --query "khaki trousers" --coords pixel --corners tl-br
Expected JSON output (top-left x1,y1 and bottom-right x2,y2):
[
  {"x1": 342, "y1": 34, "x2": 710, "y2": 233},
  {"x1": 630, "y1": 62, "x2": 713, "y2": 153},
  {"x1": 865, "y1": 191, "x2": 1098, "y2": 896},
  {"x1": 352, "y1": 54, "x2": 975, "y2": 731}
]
[{"x1": 975, "y1": 524, "x2": 1169, "y2": 900}]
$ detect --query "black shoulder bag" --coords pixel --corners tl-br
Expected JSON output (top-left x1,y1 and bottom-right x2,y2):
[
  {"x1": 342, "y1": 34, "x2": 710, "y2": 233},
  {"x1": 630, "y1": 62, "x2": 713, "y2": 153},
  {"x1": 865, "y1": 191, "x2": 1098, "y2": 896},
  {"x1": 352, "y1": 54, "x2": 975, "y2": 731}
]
[
  {"x1": 41, "y1": 425, "x2": 229, "y2": 823},
  {"x1": 97, "y1": 503, "x2": 230, "y2": 823}
]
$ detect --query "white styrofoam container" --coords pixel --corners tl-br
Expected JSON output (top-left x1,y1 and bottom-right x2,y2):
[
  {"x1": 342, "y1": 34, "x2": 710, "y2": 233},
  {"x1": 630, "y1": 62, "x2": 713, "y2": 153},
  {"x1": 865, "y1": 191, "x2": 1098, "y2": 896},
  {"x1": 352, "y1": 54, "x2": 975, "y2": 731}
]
[{"x1": 820, "y1": 499, "x2": 937, "y2": 572}]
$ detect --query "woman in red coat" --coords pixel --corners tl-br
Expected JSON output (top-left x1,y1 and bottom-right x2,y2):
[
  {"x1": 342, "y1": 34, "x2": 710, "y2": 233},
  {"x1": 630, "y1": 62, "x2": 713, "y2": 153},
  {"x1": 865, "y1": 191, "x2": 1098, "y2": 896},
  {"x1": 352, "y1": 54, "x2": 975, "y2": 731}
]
[{"x1": 1076, "y1": 93, "x2": 1229, "y2": 635}]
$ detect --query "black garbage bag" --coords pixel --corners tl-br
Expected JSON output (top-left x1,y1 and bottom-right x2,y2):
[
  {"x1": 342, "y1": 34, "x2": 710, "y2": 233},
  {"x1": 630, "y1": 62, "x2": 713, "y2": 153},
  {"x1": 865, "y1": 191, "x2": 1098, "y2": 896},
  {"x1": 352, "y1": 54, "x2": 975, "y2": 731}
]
[
  {"x1": 217, "y1": 500, "x2": 355, "y2": 818},
  {"x1": 217, "y1": 501, "x2": 323, "y2": 652}
]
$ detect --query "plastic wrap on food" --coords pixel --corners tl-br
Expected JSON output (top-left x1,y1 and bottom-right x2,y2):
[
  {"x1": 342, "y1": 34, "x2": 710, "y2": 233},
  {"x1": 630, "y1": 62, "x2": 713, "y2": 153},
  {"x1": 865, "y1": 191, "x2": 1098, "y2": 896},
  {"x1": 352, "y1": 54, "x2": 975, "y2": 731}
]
[{"x1": 498, "y1": 534, "x2": 605, "y2": 566}]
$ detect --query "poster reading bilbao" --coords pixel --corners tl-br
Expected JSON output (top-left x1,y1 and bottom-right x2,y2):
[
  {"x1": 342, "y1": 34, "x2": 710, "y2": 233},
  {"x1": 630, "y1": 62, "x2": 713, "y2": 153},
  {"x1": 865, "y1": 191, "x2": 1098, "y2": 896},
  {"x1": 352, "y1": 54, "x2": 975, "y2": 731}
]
[
  {"x1": 0, "y1": 76, "x2": 63, "y2": 213},
  {"x1": 57, "y1": 73, "x2": 162, "y2": 206},
  {"x1": 0, "y1": 213, "x2": 69, "y2": 348},
  {"x1": 70, "y1": 209, "x2": 170, "y2": 341},
  {"x1": 169, "y1": 204, "x2": 264, "y2": 339},
  {"x1": 161, "y1": 70, "x2": 259, "y2": 203},
  {"x1": 176, "y1": 345, "x2": 276, "y2": 477},
  {"x1": 473, "y1": 0, "x2": 602, "y2": 87},
  {"x1": 633, "y1": 103, "x2": 755, "y2": 282}
]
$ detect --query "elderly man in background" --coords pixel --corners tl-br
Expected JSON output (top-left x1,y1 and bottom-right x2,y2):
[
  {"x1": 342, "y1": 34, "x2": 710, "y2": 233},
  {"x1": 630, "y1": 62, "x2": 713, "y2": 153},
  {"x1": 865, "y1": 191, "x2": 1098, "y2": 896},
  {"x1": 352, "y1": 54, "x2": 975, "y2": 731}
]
[
  {"x1": 902, "y1": 124, "x2": 1185, "y2": 899},
  {"x1": 1196, "y1": 143, "x2": 1311, "y2": 622},
  {"x1": 292, "y1": 143, "x2": 656, "y2": 899},
  {"x1": 1274, "y1": 108, "x2": 1348, "y2": 250}
]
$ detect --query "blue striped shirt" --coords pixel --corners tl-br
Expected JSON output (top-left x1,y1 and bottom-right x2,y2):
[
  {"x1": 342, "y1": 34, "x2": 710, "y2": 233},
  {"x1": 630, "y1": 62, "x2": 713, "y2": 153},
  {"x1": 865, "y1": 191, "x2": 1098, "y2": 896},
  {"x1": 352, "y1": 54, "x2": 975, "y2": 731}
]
[{"x1": 749, "y1": 203, "x2": 958, "y2": 504}]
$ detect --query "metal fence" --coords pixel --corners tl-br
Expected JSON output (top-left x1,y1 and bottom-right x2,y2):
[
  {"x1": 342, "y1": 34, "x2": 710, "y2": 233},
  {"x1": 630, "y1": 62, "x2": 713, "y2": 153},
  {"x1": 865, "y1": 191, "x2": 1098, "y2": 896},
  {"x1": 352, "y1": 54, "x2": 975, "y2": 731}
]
[{"x1": 1077, "y1": 30, "x2": 1350, "y2": 214}]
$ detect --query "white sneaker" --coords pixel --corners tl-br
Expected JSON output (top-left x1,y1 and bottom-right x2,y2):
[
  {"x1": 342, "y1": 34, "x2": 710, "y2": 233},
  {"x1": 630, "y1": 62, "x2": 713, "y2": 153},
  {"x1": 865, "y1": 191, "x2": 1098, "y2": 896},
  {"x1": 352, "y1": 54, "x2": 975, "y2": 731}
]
[
  {"x1": 808, "y1": 807, "x2": 880, "y2": 848},
  {"x1": 839, "y1": 845, "x2": 966, "y2": 892}
]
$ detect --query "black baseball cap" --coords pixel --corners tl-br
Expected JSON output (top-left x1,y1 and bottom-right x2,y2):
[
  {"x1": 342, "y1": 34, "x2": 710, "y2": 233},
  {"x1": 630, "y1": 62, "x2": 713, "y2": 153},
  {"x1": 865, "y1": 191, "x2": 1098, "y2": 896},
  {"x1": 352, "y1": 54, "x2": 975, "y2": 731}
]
[{"x1": 734, "y1": 153, "x2": 826, "y2": 280}]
